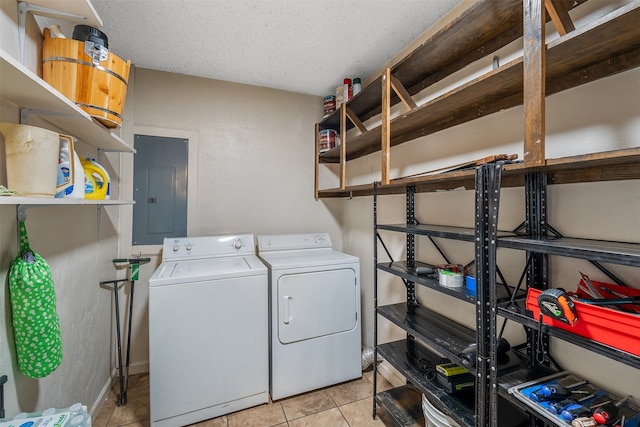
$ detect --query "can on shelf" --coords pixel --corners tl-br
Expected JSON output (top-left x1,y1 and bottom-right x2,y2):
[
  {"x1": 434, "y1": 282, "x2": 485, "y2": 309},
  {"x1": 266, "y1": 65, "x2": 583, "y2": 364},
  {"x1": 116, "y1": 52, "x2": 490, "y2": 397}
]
[
  {"x1": 318, "y1": 129, "x2": 338, "y2": 152},
  {"x1": 323, "y1": 95, "x2": 336, "y2": 118}
]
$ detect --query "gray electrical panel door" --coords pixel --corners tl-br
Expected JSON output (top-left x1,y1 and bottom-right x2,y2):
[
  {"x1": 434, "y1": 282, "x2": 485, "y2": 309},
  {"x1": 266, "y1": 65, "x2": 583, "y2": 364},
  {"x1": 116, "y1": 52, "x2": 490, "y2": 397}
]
[{"x1": 133, "y1": 134, "x2": 188, "y2": 245}]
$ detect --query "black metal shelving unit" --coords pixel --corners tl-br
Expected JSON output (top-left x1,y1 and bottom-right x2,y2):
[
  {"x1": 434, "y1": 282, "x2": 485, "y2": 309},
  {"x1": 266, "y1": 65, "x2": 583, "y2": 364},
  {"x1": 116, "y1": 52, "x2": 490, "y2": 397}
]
[
  {"x1": 495, "y1": 171, "x2": 640, "y2": 367},
  {"x1": 494, "y1": 170, "x2": 640, "y2": 420},
  {"x1": 372, "y1": 163, "x2": 640, "y2": 426},
  {"x1": 372, "y1": 163, "x2": 531, "y2": 427}
]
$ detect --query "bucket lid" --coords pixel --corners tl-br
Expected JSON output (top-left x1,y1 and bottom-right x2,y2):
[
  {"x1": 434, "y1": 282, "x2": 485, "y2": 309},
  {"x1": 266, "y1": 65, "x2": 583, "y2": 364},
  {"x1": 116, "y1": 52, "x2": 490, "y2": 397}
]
[{"x1": 72, "y1": 25, "x2": 108, "y2": 49}]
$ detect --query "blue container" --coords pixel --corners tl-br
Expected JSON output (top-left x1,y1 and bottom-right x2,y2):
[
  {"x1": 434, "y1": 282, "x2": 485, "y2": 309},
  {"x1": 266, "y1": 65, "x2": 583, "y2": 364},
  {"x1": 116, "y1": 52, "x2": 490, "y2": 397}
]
[{"x1": 465, "y1": 276, "x2": 476, "y2": 297}]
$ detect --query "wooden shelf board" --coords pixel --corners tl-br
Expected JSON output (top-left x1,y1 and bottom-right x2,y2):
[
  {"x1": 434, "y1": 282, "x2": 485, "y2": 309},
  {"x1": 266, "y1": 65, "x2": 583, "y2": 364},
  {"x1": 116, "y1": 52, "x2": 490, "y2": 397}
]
[
  {"x1": 325, "y1": 0, "x2": 588, "y2": 127},
  {"x1": 546, "y1": 1, "x2": 640, "y2": 79},
  {"x1": 391, "y1": 0, "x2": 522, "y2": 94},
  {"x1": 317, "y1": 148, "x2": 640, "y2": 198},
  {"x1": 318, "y1": 3, "x2": 640, "y2": 166},
  {"x1": 0, "y1": 197, "x2": 134, "y2": 206},
  {"x1": 0, "y1": 49, "x2": 134, "y2": 153},
  {"x1": 319, "y1": 58, "x2": 524, "y2": 164}
]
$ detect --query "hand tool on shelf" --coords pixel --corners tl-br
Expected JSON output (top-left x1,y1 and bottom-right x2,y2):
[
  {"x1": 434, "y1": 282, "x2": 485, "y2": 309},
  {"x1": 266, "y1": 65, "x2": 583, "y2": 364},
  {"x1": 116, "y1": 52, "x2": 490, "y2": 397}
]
[
  {"x1": 578, "y1": 272, "x2": 640, "y2": 313},
  {"x1": 592, "y1": 397, "x2": 634, "y2": 426},
  {"x1": 538, "y1": 285, "x2": 640, "y2": 328},
  {"x1": 100, "y1": 256, "x2": 151, "y2": 406},
  {"x1": 531, "y1": 383, "x2": 573, "y2": 402},
  {"x1": 459, "y1": 338, "x2": 510, "y2": 368},
  {"x1": 561, "y1": 403, "x2": 592, "y2": 422},
  {"x1": 579, "y1": 272, "x2": 605, "y2": 299},
  {"x1": 571, "y1": 417, "x2": 598, "y2": 427},
  {"x1": 393, "y1": 153, "x2": 518, "y2": 180},
  {"x1": 538, "y1": 288, "x2": 578, "y2": 326}
]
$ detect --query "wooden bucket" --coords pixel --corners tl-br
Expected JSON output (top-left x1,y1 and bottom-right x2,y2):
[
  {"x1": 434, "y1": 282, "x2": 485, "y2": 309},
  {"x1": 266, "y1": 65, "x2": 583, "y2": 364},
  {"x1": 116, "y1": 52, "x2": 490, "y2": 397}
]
[{"x1": 42, "y1": 27, "x2": 131, "y2": 128}]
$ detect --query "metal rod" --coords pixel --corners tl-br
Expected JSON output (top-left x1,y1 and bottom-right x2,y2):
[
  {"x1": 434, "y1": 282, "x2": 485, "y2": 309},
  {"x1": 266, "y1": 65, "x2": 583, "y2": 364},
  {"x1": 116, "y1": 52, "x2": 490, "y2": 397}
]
[
  {"x1": 372, "y1": 182, "x2": 379, "y2": 420},
  {"x1": 123, "y1": 280, "x2": 135, "y2": 398},
  {"x1": 111, "y1": 280, "x2": 126, "y2": 406},
  {"x1": 427, "y1": 236, "x2": 451, "y2": 264},
  {"x1": 510, "y1": 254, "x2": 534, "y2": 304},
  {"x1": 545, "y1": 222, "x2": 628, "y2": 287},
  {"x1": 375, "y1": 232, "x2": 394, "y2": 262},
  {"x1": 0, "y1": 375, "x2": 7, "y2": 419},
  {"x1": 495, "y1": 265, "x2": 512, "y2": 298}
]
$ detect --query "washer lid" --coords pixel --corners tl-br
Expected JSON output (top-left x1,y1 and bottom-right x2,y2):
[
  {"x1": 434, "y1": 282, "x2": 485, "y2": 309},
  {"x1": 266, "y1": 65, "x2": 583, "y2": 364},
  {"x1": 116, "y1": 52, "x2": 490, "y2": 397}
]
[
  {"x1": 149, "y1": 254, "x2": 267, "y2": 286},
  {"x1": 259, "y1": 250, "x2": 358, "y2": 270}
]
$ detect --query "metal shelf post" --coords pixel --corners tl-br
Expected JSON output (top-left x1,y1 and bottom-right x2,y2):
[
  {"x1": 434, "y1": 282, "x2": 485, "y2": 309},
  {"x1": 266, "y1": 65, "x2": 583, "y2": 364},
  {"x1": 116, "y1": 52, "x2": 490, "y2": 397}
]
[{"x1": 475, "y1": 163, "x2": 503, "y2": 427}]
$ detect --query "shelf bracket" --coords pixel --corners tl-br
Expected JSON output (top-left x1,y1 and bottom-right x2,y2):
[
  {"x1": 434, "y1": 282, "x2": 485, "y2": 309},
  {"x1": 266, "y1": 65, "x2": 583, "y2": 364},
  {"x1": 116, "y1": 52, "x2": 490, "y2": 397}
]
[
  {"x1": 20, "y1": 108, "x2": 78, "y2": 125},
  {"x1": 345, "y1": 107, "x2": 367, "y2": 135},
  {"x1": 17, "y1": 203, "x2": 107, "y2": 243},
  {"x1": 16, "y1": 203, "x2": 48, "y2": 222},
  {"x1": 17, "y1": 204, "x2": 28, "y2": 222},
  {"x1": 20, "y1": 108, "x2": 30, "y2": 125},
  {"x1": 18, "y1": 1, "x2": 88, "y2": 65},
  {"x1": 16, "y1": 204, "x2": 45, "y2": 251},
  {"x1": 544, "y1": 0, "x2": 575, "y2": 36},
  {"x1": 390, "y1": 73, "x2": 417, "y2": 111},
  {"x1": 97, "y1": 204, "x2": 103, "y2": 242}
]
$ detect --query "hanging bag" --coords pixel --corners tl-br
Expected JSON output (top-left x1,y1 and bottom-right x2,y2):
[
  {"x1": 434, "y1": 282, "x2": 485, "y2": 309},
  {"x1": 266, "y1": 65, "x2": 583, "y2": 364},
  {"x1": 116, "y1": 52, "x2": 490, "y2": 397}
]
[{"x1": 8, "y1": 221, "x2": 63, "y2": 378}]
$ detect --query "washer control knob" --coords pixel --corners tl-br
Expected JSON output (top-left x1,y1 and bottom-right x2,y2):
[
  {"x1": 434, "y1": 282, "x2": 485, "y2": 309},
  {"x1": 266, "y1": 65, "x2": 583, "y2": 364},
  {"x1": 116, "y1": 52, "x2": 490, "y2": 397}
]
[
  {"x1": 233, "y1": 239, "x2": 243, "y2": 250},
  {"x1": 315, "y1": 235, "x2": 325, "y2": 243},
  {"x1": 186, "y1": 244, "x2": 192, "y2": 251},
  {"x1": 172, "y1": 245, "x2": 179, "y2": 252}
]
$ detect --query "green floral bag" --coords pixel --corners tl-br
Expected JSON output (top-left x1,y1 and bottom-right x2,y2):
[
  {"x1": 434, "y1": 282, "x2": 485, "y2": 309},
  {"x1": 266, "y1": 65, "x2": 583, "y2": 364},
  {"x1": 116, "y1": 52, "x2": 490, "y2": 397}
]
[{"x1": 8, "y1": 221, "x2": 63, "y2": 378}]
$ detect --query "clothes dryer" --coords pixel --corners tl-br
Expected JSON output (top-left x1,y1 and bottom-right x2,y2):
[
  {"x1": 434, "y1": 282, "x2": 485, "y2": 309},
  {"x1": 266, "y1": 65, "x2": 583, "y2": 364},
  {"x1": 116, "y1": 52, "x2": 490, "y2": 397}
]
[
  {"x1": 149, "y1": 235, "x2": 268, "y2": 427},
  {"x1": 257, "y1": 233, "x2": 361, "y2": 400}
]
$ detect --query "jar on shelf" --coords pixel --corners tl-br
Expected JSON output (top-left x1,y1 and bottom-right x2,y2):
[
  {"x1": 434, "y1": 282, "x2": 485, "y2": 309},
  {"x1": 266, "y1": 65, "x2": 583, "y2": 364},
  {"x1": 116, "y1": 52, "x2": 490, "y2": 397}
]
[
  {"x1": 323, "y1": 95, "x2": 336, "y2": 118},
  {"x1": 318, "y1": 129, "x2": 338, "y2": 152},
  {"x1": 352, "y1": 78, "x2": 362, "y2": 96},
  {"x1": 335, "y1": 85, "x2": 344, "y2": 108},
  {"x1": 343, "y1": 78, "x2": 352, "y2": 102}
]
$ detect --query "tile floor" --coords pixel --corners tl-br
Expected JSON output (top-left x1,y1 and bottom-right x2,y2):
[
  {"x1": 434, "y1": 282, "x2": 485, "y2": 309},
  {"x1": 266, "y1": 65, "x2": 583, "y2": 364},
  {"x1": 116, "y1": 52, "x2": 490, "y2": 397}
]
[{"x1": 93, "y1": 369, "x2": 397, "y2": 427}]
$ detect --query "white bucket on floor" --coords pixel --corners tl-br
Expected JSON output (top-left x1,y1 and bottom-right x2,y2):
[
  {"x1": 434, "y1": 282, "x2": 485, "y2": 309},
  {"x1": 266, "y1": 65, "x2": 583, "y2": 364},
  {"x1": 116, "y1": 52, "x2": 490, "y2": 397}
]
[
  {"x1": 0, "y1": 123, "x2": 63, "y2": 197},
  {"x1": 422, "y1": 394, "x2": 460, "y2": 427}
]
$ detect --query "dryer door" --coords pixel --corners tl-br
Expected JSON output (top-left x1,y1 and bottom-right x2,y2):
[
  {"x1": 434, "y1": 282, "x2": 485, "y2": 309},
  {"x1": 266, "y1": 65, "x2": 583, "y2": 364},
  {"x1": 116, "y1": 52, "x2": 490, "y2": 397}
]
[{"x1": 277, "y1": 268, "x2": 357, "y2": 344}]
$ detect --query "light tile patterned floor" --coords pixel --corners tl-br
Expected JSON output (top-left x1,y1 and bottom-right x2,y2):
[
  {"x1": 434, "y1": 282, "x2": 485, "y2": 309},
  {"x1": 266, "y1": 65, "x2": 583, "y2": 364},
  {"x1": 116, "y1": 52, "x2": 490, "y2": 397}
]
[{"x1": 93, "y1": 369, "x2": 396, "y2": 427}]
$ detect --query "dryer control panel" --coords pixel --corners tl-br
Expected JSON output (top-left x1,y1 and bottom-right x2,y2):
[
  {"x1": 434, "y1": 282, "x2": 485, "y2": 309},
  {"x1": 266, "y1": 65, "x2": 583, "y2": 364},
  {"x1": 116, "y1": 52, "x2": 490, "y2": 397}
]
[
  {"x1": 162, "y1": 234, "x2": 255, "y2": 261},
  {"x1": 257, "y1": 233, "x2": 332, "y2": 252}
]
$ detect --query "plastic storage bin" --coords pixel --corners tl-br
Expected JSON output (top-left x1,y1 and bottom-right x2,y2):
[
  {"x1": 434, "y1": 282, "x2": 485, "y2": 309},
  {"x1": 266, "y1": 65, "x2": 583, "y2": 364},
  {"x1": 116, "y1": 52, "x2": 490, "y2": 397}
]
[
  {"x1": 526, "y1": 288, "x2": 640, "y2": 356},
  {"x1": 422, "y1": 394, "x2": 460, "y2": 427}
]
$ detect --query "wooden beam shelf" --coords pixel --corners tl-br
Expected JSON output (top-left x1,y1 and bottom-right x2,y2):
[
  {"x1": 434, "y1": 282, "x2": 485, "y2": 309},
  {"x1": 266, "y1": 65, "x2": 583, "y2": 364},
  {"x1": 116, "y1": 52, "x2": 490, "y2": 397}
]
[
  {"x1": 318, "y1": 2, "x2": 640, "y2": 165},
  {"x1": 317, "y1": 147, "x2": 640, "y2": 198},
  {"x1": 315, "y1": 1, "x2": 640, "y2": 198}
]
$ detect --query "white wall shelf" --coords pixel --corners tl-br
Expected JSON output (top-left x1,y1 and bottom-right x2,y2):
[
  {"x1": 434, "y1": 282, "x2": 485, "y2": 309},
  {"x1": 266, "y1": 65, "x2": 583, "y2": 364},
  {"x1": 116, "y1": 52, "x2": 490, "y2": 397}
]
[
  {"x1": 0, "y1": 49, "x2": 134, "y2": 153},
  {"x1": 21, "y1": 0, "x2": 103, "y2": 28},
  {"x1": 0, "y1": 198, "x2": 133, "y2": 206}
]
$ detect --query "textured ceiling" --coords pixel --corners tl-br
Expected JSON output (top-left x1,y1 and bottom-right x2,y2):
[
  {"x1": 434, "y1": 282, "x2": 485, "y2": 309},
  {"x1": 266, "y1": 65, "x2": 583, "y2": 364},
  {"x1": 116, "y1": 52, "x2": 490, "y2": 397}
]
[{"x1": 89, "y1": 0, "x2": 462, "y2": 96}]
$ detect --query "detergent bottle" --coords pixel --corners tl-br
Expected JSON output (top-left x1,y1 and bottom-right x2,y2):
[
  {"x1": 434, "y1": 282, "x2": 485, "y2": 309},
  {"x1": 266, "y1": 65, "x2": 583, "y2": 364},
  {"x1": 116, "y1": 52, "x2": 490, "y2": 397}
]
[
  {"x1": 81, "y1": 158, "x2": 111, "y2": 200},
  {"x1": 1, "y1": 403, "x2": 91, "y2": 427},
  {"x1": 56, "y1": 136, "x2": 85, "y2": 198}
]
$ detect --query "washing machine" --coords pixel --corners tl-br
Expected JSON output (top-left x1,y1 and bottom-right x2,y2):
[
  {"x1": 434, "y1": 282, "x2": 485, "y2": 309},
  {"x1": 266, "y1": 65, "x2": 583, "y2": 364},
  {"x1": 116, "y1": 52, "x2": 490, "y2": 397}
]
[
  {"x1": 148, "y1": 234, "x2": 268, "y2": 427},
  {"x1": 257, "y1": 233, "x2": 361, "y2": 400}
]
